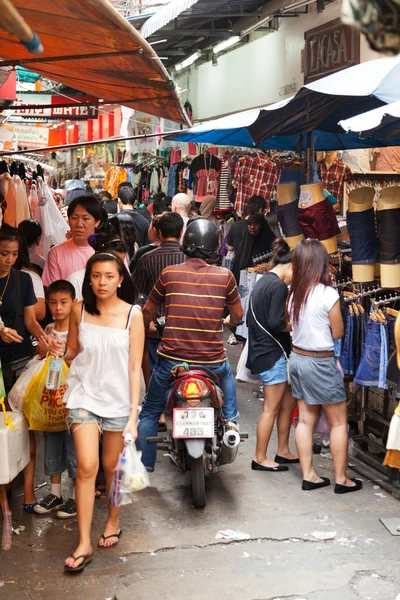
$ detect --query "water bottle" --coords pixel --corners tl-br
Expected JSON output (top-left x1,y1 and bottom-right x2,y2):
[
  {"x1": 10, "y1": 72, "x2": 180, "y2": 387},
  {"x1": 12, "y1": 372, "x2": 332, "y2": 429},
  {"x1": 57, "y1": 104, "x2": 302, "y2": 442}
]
[
  {"x1": 46, "y1": 357, "x2": 64, "y2": 390},
  {"x1": 1, "y1": 505, "x2": 12, "y2": 551}
]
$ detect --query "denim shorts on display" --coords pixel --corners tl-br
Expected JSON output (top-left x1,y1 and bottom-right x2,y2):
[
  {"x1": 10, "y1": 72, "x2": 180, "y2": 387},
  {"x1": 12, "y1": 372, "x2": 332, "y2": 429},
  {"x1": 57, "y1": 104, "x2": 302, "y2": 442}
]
[
  {"x1": 259, "y1": 354, "x2": 288, "y2": 386},
  {"x1": 290, "y1": 352, "x2": 346, "y2": 405},
  {"x1": 376, "y1": 208, "x2": 400, "y2": 264},
  {"x1": 354, "y1": 319, "x2": 389, "y2": 389},
  {"x1": 298, "y1": 199, "x2": 341, "y2": 241},
  {"x1": 44, "y1": 430, "x2": 77, "y2": 479},
  {"x1": 347, "y1": 209, "x2": 380, "y2": 265},
  {"x1": 276, "y1": 201, "x2": 303, "y2": 237},
  {"x1": 67, "y1": 408, "x2": 129, "y2": 432}
]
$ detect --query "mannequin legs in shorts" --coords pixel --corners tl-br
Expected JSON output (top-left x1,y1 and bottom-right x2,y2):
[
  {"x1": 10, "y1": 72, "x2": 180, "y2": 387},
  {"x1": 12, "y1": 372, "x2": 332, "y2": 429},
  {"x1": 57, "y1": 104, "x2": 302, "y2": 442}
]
[
  {"x1": 254, "y1": 383, "x2": 298, "y2": 468},
  {"x1": 64, "y1": 424, "x2": 124, "y2": 569},
  {"x1": 296, "y1": 400, "x2": 357, "y2": 487}
]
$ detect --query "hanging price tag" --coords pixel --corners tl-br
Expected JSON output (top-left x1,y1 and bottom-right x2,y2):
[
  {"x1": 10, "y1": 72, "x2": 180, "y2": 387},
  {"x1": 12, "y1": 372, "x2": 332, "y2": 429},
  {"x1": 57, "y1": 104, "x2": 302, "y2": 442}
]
[{"x1": 299, "y1": 190, "x2": 313, "y2": 207}]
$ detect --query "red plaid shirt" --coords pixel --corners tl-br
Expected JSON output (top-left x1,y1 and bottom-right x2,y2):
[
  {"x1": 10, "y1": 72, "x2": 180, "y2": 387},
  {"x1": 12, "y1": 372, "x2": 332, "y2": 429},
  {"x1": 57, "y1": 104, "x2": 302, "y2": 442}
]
[
  {"x1": 318, "y1": 159, "x2": 352, "y2": 206},
  {"x1": 233, "y1": 155, "x2": 279, "y2": 216}
]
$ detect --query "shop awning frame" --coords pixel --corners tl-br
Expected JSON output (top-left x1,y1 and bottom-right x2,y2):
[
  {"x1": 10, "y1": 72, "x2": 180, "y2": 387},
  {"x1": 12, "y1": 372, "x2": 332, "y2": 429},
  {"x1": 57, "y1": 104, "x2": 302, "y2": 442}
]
[{"x1": 0, "y1": 0, "x2": 190, "y2": 125}]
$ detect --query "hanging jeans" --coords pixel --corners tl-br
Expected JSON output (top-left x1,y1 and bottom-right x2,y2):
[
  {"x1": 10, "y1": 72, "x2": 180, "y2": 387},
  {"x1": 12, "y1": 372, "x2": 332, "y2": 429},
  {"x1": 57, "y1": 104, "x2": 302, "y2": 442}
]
[
  {"x1": 354, "y1": 319, "x2": 389, "y2": 389},
  {"x1": 340, "y1": 313, "x2": 355, "y2": 375}
]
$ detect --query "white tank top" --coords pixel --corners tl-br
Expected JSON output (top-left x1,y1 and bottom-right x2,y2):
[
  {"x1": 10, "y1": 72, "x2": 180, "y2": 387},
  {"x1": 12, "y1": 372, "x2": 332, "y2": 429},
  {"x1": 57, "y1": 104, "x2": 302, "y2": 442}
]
[{"x1": 64, "y1": 305, "x2": 140, "y2": 418}]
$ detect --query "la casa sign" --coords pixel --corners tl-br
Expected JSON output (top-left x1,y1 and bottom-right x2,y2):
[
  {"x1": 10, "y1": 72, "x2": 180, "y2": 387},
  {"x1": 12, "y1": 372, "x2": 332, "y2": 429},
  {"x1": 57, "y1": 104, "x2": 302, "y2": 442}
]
[{"x1": 304, "y1": 19, "x2": 360, "y2": 84}]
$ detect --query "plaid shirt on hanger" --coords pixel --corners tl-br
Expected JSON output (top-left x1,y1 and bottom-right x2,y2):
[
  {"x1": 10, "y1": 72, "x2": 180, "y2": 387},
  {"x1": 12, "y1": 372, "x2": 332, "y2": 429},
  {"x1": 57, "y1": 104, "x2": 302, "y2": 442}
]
[
  {"x1": 233, "y1": 155, "x2": 279, "y2": 216},
  {"x1": 318, "y1": 159, "x2": 352, "y2": 206}
]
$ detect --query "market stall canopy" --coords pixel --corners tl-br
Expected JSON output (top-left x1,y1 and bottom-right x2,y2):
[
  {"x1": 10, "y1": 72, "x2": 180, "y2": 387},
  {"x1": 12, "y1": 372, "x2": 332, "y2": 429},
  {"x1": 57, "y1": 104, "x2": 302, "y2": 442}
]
[
  {"x1": 340, "y1": 101, "x2": 400, "y2": 139},
  {"x1": 164, "y1": 105, "x2": 400, "y2": 151},
  {"x1": 248, "y1": 55, "x2": 400, "y2": 144},
  {"x1": 0, "y1": 0, "x2": 189, "y2": 125}
]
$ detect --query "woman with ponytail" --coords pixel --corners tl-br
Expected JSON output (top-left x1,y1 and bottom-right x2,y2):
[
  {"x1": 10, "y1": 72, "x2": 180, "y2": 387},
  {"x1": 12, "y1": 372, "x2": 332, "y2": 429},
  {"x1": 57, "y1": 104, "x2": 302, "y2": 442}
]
[{"x1": 247, "y1": 238, "x2": 298, "y2": 472}]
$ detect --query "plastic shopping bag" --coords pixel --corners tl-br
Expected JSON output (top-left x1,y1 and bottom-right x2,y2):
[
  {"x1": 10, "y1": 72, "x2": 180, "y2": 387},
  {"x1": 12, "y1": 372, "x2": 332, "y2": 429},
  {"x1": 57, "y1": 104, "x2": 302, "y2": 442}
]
[
  {"x1": 23, "y1": 356, "x2": 69, "y2": 432},
  {"x1": 236, "y1": 340, "x2": 261, "y2": 384},
  {"x1": 8, "y1": 356, "x2": 45, "y2": 412},
  {"x1": 109, "y1": 434, "x2": 149, "y2": 507}
]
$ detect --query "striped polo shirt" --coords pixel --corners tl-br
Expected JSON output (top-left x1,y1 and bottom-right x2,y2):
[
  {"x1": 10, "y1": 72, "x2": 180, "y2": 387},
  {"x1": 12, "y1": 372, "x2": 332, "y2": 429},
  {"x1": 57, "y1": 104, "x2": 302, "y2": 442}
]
[{"x1": 148, "y1": 258, "x2": 240, "y2": 364}]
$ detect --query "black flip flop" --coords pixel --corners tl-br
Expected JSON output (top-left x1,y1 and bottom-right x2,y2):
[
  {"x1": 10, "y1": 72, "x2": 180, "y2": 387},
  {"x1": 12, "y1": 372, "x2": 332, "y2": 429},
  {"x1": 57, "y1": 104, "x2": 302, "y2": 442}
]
[
  {"x1": 64, "y1": 553, "x2": 93, "y2": 573},
  {"x1": 334, "y1": 478, "x2": 363, "y2": 494},
  {"x1": 98, "y1": 530, "x2": 123, "y2": 549}
]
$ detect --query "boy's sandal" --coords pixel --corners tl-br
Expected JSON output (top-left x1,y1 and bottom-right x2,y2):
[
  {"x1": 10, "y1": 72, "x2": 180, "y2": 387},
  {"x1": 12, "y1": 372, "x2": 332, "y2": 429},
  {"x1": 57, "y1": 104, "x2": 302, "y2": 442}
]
[
  {"x1": 98, "y1": 530, "x2": 123, "y2": 549},
  {"x1": 64, "y1": 553, "x2": 93, "y2": 573},
  {"x1": 23, "y1": 503, "x2": 38, "y2": 514}
]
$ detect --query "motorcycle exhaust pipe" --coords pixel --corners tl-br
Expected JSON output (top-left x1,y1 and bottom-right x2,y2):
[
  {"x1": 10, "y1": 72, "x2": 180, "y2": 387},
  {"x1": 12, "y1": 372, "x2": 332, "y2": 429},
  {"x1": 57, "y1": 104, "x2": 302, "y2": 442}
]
[
  {"x1": 219, "y1": 430, "x2": 240, "y2": 465},
  {"x1": 222, "y1": 430, "x2": 241, "y2": 448}
]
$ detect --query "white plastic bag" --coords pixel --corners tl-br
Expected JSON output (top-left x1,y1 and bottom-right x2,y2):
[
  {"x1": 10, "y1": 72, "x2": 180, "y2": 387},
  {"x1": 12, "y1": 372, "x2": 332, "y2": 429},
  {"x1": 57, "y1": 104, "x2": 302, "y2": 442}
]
[
  {"x1": 236, "y1": 340, "x2": 261, "y2": 384},
  {"x1": 109, "y1": 434, "x2": 149, "y2": 507},
  {"x1": 8, "y1": 356, "x2": 45, "y2": 412}
]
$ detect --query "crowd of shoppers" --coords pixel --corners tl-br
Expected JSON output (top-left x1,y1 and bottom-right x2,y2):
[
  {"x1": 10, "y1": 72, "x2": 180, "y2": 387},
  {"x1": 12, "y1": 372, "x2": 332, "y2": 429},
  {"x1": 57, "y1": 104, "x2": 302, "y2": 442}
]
[{"x1": 1, "y1": 182, "x2": 361, "y2": 575}]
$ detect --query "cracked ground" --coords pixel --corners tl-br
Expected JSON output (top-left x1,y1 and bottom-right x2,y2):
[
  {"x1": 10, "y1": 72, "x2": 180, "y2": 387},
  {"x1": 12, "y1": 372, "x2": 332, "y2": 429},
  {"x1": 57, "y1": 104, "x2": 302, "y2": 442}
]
[{"x1": 1, "y1": 343, "x2": 400, "y2": 600}]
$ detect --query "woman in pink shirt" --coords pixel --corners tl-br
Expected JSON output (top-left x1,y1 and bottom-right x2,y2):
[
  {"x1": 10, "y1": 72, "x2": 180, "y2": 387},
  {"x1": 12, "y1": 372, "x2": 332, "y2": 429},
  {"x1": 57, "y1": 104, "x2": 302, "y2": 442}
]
[{"x1": 42, "y1": 196, "x2": 104, "y2": 285}]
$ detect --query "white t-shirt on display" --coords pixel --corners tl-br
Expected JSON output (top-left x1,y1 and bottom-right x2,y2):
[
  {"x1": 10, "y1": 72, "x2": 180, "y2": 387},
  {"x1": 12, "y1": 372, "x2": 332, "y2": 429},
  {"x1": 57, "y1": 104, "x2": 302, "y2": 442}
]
[{"x1": 290, "y1": 284, "x2": 339, "y2": 351}]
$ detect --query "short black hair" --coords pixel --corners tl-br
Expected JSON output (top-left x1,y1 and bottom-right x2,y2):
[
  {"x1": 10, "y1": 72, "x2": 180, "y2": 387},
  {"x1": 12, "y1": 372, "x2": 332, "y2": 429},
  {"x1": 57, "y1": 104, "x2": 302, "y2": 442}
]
[
  {"x1": 158, "y1": 212, "x2": 184, "y2": 239},
  {"x1": 82, "y1": 253, "x2": 137, "y2": 315},
  {"x1": 118, "y1": 186, "x2": 136, "y2": 205},
  {"x1": 103, "y1": 199, "x2": 118, "y2": 214},
  {"x1": 90, "y1": 232, "x2": 128, "y2": 255},
  {"x1": 99, "y1": 191, "x2": 112, "y2": 201},
  {"x1": 46, "y1": 279, "x2": 76, "y2": 301},
  {"x1": 246, "y1": 195, "x2": 266, "y2": 215},
  {"x1": 18, "y1": 219, "x2": 42, "y2": 247},
  {"x1": 67, "y1": 195, "x2": 104, "y2": 221}
]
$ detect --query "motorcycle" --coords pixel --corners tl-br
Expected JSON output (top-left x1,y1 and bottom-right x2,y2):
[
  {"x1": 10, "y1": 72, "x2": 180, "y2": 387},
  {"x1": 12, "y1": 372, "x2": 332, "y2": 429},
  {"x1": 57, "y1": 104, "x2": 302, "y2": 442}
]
[{"x1": 147, "y1": 363, "x2": 247, "y2": 508}]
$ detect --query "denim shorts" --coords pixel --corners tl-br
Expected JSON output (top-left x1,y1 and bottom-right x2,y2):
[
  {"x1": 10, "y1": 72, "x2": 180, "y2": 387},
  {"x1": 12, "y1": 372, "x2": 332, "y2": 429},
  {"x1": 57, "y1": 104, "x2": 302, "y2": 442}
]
[
  {"x1": 347, "y1": 209, "x2": 380, "y2": 265},
  {"x1": 259, "y1": 354, "x2": 288, "y2": 386},
  {"x1": 376, "y1": 208, "x2": 400, "y2": 264},
  {"x1": 276, "y1": 201, "x2": 303, "y2": 237},
  {"x1": 67, "y1": 408, "x2": 129, "y2": 432},
  {"x1": 44, "y1": 430, "x2": 76, "y2": 479}
]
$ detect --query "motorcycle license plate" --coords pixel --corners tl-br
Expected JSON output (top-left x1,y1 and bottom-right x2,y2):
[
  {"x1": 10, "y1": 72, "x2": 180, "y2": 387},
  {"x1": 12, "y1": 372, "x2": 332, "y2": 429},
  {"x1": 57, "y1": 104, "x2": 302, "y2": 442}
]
[{"x1": 173, "y1": 407, "x2": 214, "y2": 439}]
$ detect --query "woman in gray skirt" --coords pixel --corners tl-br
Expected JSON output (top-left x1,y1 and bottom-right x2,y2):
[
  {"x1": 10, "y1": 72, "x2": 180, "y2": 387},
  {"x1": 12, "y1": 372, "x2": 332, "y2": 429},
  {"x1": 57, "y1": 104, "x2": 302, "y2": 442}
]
[{"x1": 288, "y1": 240, "x2": 362, "y2": 494}]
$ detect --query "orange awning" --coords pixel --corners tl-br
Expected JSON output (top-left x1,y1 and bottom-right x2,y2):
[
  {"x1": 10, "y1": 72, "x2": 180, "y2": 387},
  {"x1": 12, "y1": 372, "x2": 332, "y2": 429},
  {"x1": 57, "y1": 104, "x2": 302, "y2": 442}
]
[{"x1": 0, "y1": 0, "x2": 190, "y2": 125}]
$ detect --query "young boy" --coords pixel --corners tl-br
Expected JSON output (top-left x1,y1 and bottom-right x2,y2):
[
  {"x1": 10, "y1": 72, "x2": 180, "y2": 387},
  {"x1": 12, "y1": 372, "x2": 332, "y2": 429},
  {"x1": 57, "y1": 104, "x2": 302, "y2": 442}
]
[{"x1": 34, "y1": 280, "x2": 77, "y2": 519}]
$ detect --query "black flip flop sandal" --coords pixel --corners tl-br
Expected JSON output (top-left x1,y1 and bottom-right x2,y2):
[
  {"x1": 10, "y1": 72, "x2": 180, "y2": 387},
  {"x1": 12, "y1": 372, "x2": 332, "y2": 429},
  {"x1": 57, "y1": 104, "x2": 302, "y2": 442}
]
[
  {"x1": 64, "y1": 553, "x2": 93, "y2": 573},
  {"x1": 98, "y1": 530, "x2": 123, "y2": 549}
]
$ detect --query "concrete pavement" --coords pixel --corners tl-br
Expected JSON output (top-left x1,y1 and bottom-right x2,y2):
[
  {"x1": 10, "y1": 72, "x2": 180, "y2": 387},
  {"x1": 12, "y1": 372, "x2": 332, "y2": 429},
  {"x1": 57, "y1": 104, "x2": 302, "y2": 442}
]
[{"x1": 1, "y1": 342, "x2": 400, "y2": 600}]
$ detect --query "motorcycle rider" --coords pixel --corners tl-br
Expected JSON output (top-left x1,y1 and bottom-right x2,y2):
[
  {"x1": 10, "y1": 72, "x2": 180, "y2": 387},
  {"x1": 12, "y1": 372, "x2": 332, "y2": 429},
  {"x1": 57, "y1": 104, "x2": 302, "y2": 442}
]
[{"x1": 138, "y1": 218, "x2": 244, "y2": 471}]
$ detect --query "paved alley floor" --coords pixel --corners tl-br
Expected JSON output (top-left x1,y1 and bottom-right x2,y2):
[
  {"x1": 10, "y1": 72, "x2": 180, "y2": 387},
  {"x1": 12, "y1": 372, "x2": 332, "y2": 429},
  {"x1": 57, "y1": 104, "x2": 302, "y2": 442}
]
[{"x1": 1, "y1": 342, "x2": 400, "y2": 600}]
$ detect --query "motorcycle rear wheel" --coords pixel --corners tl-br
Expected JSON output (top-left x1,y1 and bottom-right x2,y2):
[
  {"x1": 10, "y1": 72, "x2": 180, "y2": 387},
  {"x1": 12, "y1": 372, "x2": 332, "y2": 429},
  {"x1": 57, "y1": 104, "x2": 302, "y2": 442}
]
[{"x1": 190, "y1": 456, "x2": 206, "y2": 508}]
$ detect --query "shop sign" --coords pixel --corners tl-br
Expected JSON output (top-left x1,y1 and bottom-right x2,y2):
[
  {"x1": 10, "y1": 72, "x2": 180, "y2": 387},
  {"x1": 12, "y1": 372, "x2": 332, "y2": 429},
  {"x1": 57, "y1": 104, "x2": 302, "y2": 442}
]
[
  {"x1": 14, "y1": 94, "x2": 98, "y2": 120},
  {"x1": 13, "y1": 124, "x2": 49, "y2": 149},
  {"x1": 304, "y1": 19, "x2": 360, "y2": 84}
]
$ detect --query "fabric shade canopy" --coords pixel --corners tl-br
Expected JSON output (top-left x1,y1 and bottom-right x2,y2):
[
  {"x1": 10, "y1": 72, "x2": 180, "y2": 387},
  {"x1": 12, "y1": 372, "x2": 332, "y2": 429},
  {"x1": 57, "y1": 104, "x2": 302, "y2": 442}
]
[
  {"x1": 0, "y1": 0, "x2": 189, "y2": 125},
  {"x1": 247, "y1": 56, "x2": 400, "y2": 144},
  {"x1": 165, "y1": 106, "x2": 400, "y2": 151},
  {"x1": 340, "y1": 100, "x2": 400, "y2": 139}
]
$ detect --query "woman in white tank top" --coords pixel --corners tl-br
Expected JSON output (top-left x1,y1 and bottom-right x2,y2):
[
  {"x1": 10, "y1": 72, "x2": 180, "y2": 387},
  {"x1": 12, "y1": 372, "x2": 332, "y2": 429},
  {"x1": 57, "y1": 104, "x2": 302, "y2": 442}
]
[{"x1": 50, "y1": 252, "x2": 144, "y2": 573}]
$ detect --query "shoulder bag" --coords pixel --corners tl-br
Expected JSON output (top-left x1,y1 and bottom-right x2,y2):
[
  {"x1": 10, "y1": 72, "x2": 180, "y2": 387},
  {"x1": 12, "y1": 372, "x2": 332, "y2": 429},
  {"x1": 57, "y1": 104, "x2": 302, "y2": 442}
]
[{"x1": 250, "y1": 298, "x2": 291, "y2": 385}]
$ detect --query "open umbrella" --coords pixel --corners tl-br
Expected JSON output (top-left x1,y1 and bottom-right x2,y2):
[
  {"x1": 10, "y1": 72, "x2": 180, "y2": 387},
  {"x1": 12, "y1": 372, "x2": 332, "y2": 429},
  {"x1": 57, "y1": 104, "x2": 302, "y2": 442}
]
[
  {"x1": 247, "y1": 55, "x2": 400, "y2": 144},
  {"x1": 165, "y1": 104, "x2": 400, "y2": 151},
  {"x1": 339, "y1": 100, "x2": 400, "y2": 139}
]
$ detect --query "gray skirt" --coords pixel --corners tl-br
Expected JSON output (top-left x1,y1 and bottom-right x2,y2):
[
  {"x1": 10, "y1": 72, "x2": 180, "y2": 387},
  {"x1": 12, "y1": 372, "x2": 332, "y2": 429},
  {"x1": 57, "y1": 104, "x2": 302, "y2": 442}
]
[{"x1": 290, "y1": 352, "x2": 346, "y2": 405}]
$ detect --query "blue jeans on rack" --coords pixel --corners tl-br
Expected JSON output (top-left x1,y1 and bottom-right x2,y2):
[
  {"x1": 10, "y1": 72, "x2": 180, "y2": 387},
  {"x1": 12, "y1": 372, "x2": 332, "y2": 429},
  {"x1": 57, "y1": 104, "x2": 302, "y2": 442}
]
[
  {"x1": 137, "y1": 356, "x2": 239, "y2": 470},
  {"x1": 340, "y1": 313, "x2": 355, "y2": 375},
  {"x1": 354, "y1": 319, "x2": 388, "y2": 389}
]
